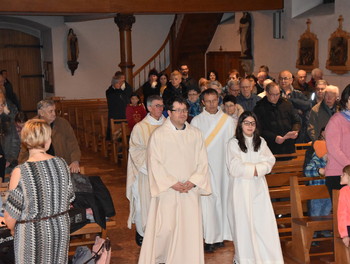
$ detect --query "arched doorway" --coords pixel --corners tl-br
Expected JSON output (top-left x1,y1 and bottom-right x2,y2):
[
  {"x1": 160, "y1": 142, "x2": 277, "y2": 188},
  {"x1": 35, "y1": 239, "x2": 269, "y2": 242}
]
[{"x1": 0, "y1": 28, "x2": 44, "y2": 117}]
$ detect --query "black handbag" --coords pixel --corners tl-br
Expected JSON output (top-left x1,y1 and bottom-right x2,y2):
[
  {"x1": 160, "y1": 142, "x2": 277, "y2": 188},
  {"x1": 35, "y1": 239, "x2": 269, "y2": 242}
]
[{"x1": 0, "y1": 227, "x2": 14, "y2": 264}]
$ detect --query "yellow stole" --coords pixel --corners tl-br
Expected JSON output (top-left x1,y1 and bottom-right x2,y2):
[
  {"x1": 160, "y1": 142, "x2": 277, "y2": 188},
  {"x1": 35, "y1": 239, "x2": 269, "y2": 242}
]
[{"x1": 205, "y1": 113, "x2": 229, "y2": 147}]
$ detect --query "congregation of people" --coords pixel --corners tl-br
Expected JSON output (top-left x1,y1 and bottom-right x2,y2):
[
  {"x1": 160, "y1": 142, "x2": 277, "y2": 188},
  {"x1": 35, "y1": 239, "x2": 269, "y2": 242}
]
[
  {"x1": 0, "y1": 61, "x2": 350, "y2": 264},
  {"x1": 122, "y1": 64, "x2": 350, "y2": 263}
]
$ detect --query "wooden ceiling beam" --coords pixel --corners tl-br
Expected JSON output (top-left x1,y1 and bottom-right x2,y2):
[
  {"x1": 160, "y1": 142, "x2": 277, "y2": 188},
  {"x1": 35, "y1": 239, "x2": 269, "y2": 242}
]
[{"x1": 0, "y1": 0, "x2": 283, "y2": 14}]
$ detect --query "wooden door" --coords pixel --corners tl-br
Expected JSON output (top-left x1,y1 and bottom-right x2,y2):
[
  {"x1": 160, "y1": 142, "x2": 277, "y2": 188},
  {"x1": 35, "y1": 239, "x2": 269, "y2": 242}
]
[
  {"x1": 206, "y1": 51, "x2": 244, "y2": 85},
  {"x1": 0, "y1": 29, "x2": 43, "y2": 116}
]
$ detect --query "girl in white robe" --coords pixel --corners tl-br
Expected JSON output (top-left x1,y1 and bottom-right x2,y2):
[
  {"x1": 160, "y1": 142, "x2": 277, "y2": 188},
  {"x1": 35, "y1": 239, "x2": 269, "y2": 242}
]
[{"x1": 226, "y1": 111, "x2": 284, "y2": 264}]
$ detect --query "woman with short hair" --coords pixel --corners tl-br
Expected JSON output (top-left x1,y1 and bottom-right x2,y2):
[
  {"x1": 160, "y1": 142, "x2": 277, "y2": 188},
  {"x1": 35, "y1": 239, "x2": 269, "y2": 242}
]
[{"x1": 4, "y1": 119, "x2": 75, "y2": 264}]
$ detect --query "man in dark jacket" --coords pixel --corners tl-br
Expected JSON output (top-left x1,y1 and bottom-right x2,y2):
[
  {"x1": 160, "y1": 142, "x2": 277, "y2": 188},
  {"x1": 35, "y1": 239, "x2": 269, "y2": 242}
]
[
  {"x1": 279, "y1": 70, "x2": 312, "y2": 143},
  {"x1": 307, "y1": 85, "x2": 339, "y2": 142},
  {"x1": 105, "y1": 71, "x2": 132, "y2": 139},
  {"x1": 254, "y1": 82, "x2": 301, "y2": 155}
]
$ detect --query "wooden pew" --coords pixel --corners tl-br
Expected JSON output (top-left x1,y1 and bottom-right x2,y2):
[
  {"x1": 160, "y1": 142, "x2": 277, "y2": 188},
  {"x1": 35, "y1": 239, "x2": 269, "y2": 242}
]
[
  {"x1": 288, "y1": 175, "x2": 333, "y2": 264},
  {"x1": 266, "y1": 145, "x2": 311, "y2": 241},
  {"x1": 110, "y1": 119, "x2": 127, "y2": 163},
  {"x1": 333, "y1": 189, "x2": 350, "y2": 263}
]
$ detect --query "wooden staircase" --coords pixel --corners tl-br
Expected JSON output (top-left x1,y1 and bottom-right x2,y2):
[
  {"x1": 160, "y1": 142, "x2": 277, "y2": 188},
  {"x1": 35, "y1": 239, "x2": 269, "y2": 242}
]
[
  {"x1": 132, "y1": 13, "x2": 223, "y2": 89},
  {"x1": 171, "y1": 13, "x2": 223, "y2": 80}
]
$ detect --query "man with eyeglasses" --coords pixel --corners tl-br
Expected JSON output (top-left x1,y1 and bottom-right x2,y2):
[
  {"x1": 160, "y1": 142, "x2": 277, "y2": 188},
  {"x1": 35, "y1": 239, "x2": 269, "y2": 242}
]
[
  {"x1": 279, "y1": 70, "x2": 311, "y2": 143},
  {"x1": 310, "y1": 80, "x2": 328, "y2": 107},
  {"x1": 254, "y1": 82, "x2": 301, "y2": 156},
  {"x1": 308, "y1": 85, "x2": 340, "y2": 142},
  {"x1": 126, "y1": 95, "x2": 165, "y2": 247},
  {"x1": 191, "y1": 88, "x2": 235, "y2": 252},
  {"x1": 138, "y1": 97, "x2": 211, "y2": 263},
  {"x1": 236, "y1": 78, "x2": 261, "y2": 112}
]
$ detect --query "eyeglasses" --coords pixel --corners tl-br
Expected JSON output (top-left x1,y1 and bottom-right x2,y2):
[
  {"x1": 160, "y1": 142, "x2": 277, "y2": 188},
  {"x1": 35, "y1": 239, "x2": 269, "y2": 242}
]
[
  {"x1": 171, "y1": 108, "x2": 188, "y2": 113},
  {"x1": 243, "y1": 121, "x2": 256, "y2": 127},
  {"x1": 151, "y1": 104, "x2": 164, "y2": 108}
]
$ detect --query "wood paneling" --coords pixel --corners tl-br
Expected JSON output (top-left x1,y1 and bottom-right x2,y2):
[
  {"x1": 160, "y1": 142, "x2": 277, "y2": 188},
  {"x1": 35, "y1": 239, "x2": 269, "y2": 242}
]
[
  {"x1": 206, "y1": 51, "x2": 243, "y2": 84},
  {"x1": 0, "y1": 0, "x2": 283, "y2": 14},
  {"x1": 0, "y1": 29, "x2": 43, "y2": 114}
]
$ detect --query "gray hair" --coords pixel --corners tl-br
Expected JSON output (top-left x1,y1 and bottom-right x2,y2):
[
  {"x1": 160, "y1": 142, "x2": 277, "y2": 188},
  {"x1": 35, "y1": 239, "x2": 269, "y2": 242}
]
[
  {"x1": 111, "y1": 76, "x2": 122, "y2": 86},
  {"x1": 325, "y1": 85, "x2": 339, "y2": 97},
  {"x1": 208, "y1": 80, "x2": 222, "y2": 89},
  {"x1": 227, "y1": 80, "x2": 240, "y2": 87},
  {"x1": 147, "y1": 95, "x2": 163, "y2": 107},
  {"x1": 37, "y1": 99, "x2": 55, "y2": 111},
  {"x1": 311, "y1": 68, "x2": 323, "y2": 77}
]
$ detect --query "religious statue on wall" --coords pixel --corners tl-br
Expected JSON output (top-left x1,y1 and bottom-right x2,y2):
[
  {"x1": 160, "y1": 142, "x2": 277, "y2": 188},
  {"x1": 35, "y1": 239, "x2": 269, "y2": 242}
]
[
  {"x1": 67, "y1": 28, "x2": 79, "y2": 75},
  {"x1": 326, "y1": 15, "x2": 350, "y2": 74},
  {"x1": 296, "y1": 19, "x2": 318, "y2": 72},
  {"x1": 238, "y1": 12, "x2": 252, "y2": 59}
]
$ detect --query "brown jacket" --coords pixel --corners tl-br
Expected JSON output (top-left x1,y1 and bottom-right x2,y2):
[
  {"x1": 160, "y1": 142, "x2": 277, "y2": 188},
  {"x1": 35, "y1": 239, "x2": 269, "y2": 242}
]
[{"x1": 18, "y1": 116, "x2": 81, "y2": 165}]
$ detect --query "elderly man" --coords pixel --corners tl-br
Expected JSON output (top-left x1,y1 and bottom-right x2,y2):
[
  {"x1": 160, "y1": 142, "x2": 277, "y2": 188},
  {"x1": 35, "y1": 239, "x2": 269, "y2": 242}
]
[
  {"x1": 138, "y1": 97, "x2": 211, "y2": 264},
  {"x1": 279, "y1": 70, "x2": 311, "y2": 142},
  {"x1": 191, "y1": 88, "x2": 235, "y2": 252},
  {"x1": 308, "y1": 68, "x2": 323, "y2": 90},
  {"x1": 255, "y1": 71, "x2": 267, "y2": 94},
  {"x1": 254, "y1": 82, "x2": 301, "y2": 155},
  {"x1": 308, "y1": 85, "x2": 339, "y2": 142},
  {"x1": 236, "y1": 78, "x2": 261, "y2": 111},
  {"x1": 106, "y1": 72, "x2": 132, "y2": 139},
  {"x1": 126, "y1": 95, "x2": 165, "y2": 246},
  {"x1": 226, "y1": 80, "x2": 240, "y2": 97},
  {"x1": 293, "y1": 69, "x2": 313, "y2": 98},
  {"x1": 18, "y1": 100, "x2": 81, "y2": 173},
  {"x1": 311, "y1": 80, "x2": 327, "y2": 107}
]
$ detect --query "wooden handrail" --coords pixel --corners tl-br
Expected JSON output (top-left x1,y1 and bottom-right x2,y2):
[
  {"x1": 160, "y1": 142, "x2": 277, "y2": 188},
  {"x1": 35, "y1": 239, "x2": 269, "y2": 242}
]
[
  {"x1": 132, "y1": 31, "x2": 171, "y2": 77},
  {"x1": 132, "y1": 16, "x2": 177, "y2": 89}
]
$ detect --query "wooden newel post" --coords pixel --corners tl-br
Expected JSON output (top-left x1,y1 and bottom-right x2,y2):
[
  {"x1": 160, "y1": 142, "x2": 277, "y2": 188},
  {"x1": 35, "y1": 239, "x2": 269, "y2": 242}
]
[{"x1": 115, "y1": 13, "x2": 135, "y2": 87}]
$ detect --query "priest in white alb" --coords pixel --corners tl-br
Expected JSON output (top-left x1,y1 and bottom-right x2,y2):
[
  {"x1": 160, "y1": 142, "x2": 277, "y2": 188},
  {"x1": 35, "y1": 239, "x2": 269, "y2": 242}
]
[
  {"x1": 191, "y1": 88, "x2": 236, "y2": 252},
  {"x1": 138, "y1": 97, "x2": 211, "y2": 264},
  {"x1": 126, "y1": 95, "x2": 165, "y2": 246}
]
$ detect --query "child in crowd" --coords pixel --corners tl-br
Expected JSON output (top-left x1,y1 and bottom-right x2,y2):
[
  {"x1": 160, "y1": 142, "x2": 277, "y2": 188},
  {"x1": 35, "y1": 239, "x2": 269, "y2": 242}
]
[
  {"x1": 125, "y1": 93, "x2": 146, "y2": 132},
  {"x1": 186, "y1": 87, "x2": 201, "y2": 122},
  {"x1": 338, "y1": 165, "x2": 350, "y2": 247},
  {"x1": 305, "y1": 128, "x2": 332, "y2": 218}
]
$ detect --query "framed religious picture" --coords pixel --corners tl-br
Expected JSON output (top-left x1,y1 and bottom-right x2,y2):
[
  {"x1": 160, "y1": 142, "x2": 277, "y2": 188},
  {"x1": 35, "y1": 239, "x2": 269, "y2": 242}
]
[
  {"x1": 44, "y1": 61, "x2": 54, "y2": 93},
  {"x1": 296, "y1": 19, "x2": 319, "y2": 72},
  {"x1": 326, "y1": 15, "x2": 350, "y2": 74}
]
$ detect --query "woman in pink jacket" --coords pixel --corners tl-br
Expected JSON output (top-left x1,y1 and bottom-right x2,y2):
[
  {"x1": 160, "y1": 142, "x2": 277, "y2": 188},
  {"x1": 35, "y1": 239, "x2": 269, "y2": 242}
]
[{"x1": 325, "y1": 85, "x2": 350, "y2": 197}]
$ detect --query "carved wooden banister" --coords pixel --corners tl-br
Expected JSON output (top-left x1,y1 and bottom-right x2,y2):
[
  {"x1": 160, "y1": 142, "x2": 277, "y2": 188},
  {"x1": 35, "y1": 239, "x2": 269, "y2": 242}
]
[{"x1": 132, "y1": 16, "x2": 177, "y2": 90}]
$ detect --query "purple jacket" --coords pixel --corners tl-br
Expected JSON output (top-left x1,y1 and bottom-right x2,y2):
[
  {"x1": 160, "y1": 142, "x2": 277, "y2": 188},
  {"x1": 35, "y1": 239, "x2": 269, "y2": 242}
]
[{"x1": 325, "y1": 112, "x2": 350, "y2": 176}]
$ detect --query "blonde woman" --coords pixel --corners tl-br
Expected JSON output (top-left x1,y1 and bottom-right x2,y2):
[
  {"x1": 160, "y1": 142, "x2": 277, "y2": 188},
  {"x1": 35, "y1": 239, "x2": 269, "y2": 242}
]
[{"x1": 4, "y1": 119, "x2": 74, "y2": 263}]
